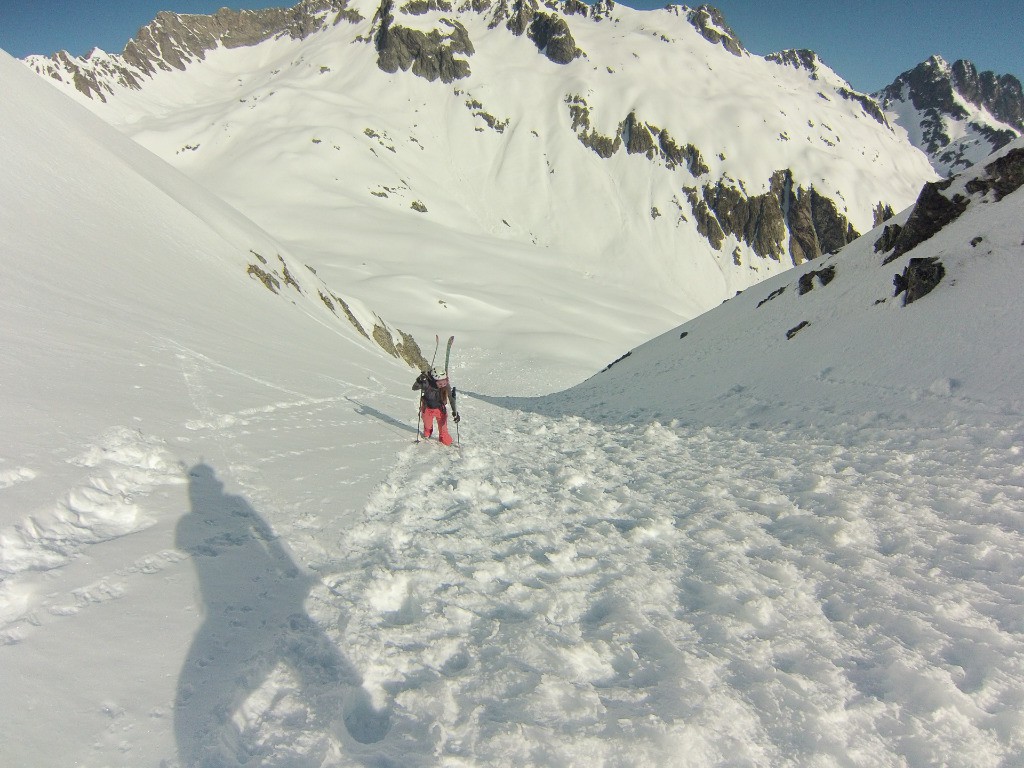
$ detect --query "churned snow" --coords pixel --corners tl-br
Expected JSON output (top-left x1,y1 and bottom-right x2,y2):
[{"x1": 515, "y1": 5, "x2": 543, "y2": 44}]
[{"x1": 2, "y1": 21, "x2": 1024, "y2": 768}]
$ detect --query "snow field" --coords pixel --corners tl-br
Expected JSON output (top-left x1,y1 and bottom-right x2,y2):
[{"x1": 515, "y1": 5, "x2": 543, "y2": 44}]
[
  {"x1": 312, "y1": 402, "x2": 1024, "y2": 766},
  {"x1": 0, "y1": 427, "x2": 183, "y2": 587}
]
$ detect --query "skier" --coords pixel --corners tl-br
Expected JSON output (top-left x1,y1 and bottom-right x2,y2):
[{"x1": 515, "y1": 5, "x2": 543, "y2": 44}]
[{"x1": 413, "y1": 368, "x2": 460, "y2": 445}]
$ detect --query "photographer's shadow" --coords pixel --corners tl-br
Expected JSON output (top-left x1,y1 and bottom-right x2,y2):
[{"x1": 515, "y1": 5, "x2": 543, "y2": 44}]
[{"x1": 175, "y1": 463, "x2": 389, "y2": 766}]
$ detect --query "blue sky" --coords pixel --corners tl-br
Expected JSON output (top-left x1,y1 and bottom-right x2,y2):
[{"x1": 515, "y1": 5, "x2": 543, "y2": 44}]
[{"x1": 1, "y1": 0, "x2": 1020, "y2": 93}]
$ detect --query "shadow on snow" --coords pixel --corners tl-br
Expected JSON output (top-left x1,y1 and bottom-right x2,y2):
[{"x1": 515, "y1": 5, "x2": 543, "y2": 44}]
[{"x1": 175, "y1": 463, "x2": 390, "y2": 766}]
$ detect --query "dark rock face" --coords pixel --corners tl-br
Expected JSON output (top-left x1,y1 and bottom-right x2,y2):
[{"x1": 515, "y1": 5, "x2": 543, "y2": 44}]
[
  {"x1": 879, "y1": 180, "x2": 969, "y2": 264},
  {"x1": 527, "y1": 12, "x2": 582, "y2": 64},
  {"x1": 894, "y1": 257, "x2": 945, "y2": 305},
  {"x1": 684, "y1": 189, "x2": 726, "y2": 250},
  {"x1": 707, "y1": 183, "x2": 789, "y2": 261},
  {"x1": 874, "y1": 223, "x2": 903, "y2": 254},
  {"x1": 402, "y1": 0, "x2": 454, "y2": 14},
  {"x1": 566, "y1": 102, "x2": 708, "y2": 174},
  {"x1": 875, "y1": 56, "x2": 1024, "y2": 174},
  {"x1": 756, "y1": 286, "x2": 786, "y2": 308},
  {"x1": 786, "y1": 320, "x2": 810, "y2": 340},
  {"x1": 877, "y1": 56, "x2": 965, "y2": 119},
  {"x1": 797, "y1": 265, "x2": 836, "y2": 295},
  {"x1": 624, "y1": 112, "x2": 655, "y2": 156},
  {"x1": 784, "y1": 184, "x2": 858, "y2": 264},
  {"x1": 683, "y1": 170, "x2": 860, "y2": 265},
  {"x1": 685, "y1": 6, "x2": 743, "y2": 57},
  {"x1": 951, "y1": 59, "x2": 1024, "y2": 132},
  {"x1": 374, "y1": 0, "x2": 474, "y2": 81},
  {"x1": 375, "y1": 21, "x2": 474, "y2": 81},
  {"x1": 836, "y1": 88, "x2": 887, "y2": 126},
  {"x1": 657, "y1": 130, "x2": 709, "y2": 176},
  {"x1": 488, "y1": 0, "x2": 583, "y2": 63},
  {"x1": 566, "y1": 96, "x2": 621, "y2": 157},
  {"x1": 873, "y1": 203, "x2": 895, "y2": 227},
  {"x1": 964, "y1": 147, "x2": 1024, "y2": 201},
  {"x1": 766, "y1": 49, "x2": 818, "y2": 74},
  {"x1": 877, "y1": 144, "x2": 1023, "y2": 284}
]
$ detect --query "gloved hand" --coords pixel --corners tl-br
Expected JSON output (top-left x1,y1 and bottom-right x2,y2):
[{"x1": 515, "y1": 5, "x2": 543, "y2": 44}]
[{"x1": 453, "y1": 413, "x2": 461, "y2": 423}]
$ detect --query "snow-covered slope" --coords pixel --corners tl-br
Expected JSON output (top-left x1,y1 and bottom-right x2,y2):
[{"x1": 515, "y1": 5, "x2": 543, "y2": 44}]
[
  {"x1": 876, "y1": 56, "x2": 1024, "y2": 177},
  {"x1": 532, "y1": 136, "x2": 1024, "y2": 428},
  {"x1": 4, "y1": 38, "x2": 1024, "y2": 768},
  {"x1": 0, "y1": 46, "x2": 422, "y2": 764},
  {"x1": 24, "y1": 0, "x2": 937, "y2": 371}
]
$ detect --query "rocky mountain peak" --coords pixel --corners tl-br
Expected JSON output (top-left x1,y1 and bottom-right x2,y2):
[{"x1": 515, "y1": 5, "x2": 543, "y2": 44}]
[
  {"x1": 875, "y1": 56, "x2": 1023, "y2": 176},
  {"x1": 22, "y1": 0, "x2": 936, "y2": 309},
  {"x1": 27, "y1": 0, "x2": 363, "y2": 100},
  {"x1": 950, "y1": 59, "x2": 1024, "y2": 132}
]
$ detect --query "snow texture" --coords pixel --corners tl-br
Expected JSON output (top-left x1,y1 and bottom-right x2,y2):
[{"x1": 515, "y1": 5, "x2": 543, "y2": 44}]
[{"x1": 2, "y1": 24, "x2": 1024, "y2": 768}]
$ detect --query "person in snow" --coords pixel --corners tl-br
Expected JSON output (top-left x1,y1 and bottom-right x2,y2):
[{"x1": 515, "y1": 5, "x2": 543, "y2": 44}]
[{"x1": 413, "y1": 367, "x2": 460, "y2": 445}]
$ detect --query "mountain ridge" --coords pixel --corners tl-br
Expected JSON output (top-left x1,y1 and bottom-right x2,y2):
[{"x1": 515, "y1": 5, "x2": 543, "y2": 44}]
[
  {"x1": 23, "y1": 0, "x2": 937, "y2": 350},
  {"x1": 875, "y1": 54, "x2": 1024, "y2": 177}
]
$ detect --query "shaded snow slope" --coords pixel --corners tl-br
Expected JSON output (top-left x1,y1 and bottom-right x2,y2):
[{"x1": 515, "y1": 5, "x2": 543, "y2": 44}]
[{"x1": 0, "y1": 48, "x2": 419, "y2": 765}]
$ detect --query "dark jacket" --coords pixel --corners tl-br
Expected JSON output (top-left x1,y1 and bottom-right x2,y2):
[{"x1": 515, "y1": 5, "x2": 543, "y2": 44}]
[{"x1": 413, "y1": 372, "x2": 447, "y2": 411}]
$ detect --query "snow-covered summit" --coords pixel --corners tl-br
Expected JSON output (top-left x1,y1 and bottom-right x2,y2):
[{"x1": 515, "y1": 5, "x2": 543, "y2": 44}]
[{"x1": 24, "y1": 0, "x2": 936, "y2": 353}]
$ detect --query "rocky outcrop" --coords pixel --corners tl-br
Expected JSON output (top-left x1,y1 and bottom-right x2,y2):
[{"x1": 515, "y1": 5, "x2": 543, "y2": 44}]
[
  {"x1": 878, "y1": 145, "x2": 1024, "y2": 274},
  {"x1": 684, "y1": 189, "x2": 726, "y2": 250},
  {"x1": 490, "y1": 0, "x2": 583, "y2": 64},
  {"x1": 682, "y1": 170, "x2": 860, "y2": 265},
  {"x1": 624, "y1": 112, "x2": 655, "y2": 156},
  {"x1": 402, "y1": 0, "x2": 454, "y2": 13},
  {"x1": 877, "y1": 56, "x2": 969, "y2": 122},
  {"x1": 836, "y1": 87, "x2": 888, "y2": 126},
  {"x1": 766, "y1": 49, "x2": 819, "y2": 74},
  {"x1": 782, "y1": 181, "x2": 857, "y2": 264},
  {"x1": 527, "y1": 12, "x2": 582, "y2": 64},
  {"x1": 874, "y1": 223, "x2": 903, "y2": 255},
  {"x1": 568, "y1": 102, "x2": 708, "y2": 175},
  {"x1": 693, "y1": 181, "x2": 789, "y2": 261},
  {"x1": 893, "y1": 257, "x2": 945, "y2": 305},
  {"x1": 657, "y1": 130, "x2": 710, "y2": 176},
  {"x1": 964, "y1": 147, "x2": 1024, "y2": 201},
  {"x1": 873, "y1": 203, "x2": 895, "y2": 227},
  {"x1": 566, "y1": 96, "x2": 621, "y2": 157},
  {"x1": 797, "y1": 265, "x2": 836, "y2": 295},
  {"x1": 950, "y1": 59, "x2": 1024, "y2": 132},
  {"x1": 374, "y1": 0, "x2": 474, "y2": 81},
  {"x1": 685, "y1": 5, "x2": 743, "y2": 57},
  {"x1": 878, "y1": 179, "x2": 969, "y2": 265}
]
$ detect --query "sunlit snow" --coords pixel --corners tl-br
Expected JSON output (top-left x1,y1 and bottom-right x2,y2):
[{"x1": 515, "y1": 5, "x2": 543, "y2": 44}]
[{"x1": 2, "y1": 16, "x2": 1024, "y2": 768}]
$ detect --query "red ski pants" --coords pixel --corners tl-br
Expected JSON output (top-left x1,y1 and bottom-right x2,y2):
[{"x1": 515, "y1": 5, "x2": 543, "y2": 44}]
[{"x1": 421, "y1": 407, "x2": 453, "y2": 445}]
